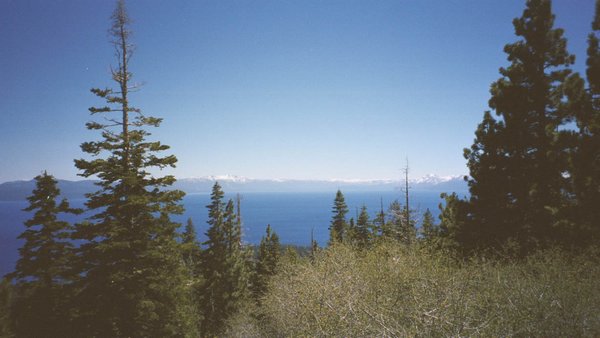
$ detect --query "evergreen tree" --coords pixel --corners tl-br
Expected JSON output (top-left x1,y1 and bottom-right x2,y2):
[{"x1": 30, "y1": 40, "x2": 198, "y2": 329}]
[
  {"x1": 373, "y1": 198, "x2": 386, "y2": 240},
  {"x1": 201, "y1": 183, "x2": 250, "y2": 335},
  {"x1": 353, "y1": 205, "x2": 371, "y2": 249},
  {"x1": 329, "y1": 190, "x2": 349, "y2": 245},
  {"x1": 71, "y1": 1, "x2": 196, "y2": 336},
  {"x1": 420, "y1": 208, "x2": 437, "y2": 243},
  {"x1": 385, "y1": 199, "x2": 415, "y2": 245},
  {"x1": 464, "y1": 0, "x2": 575, "y2": 253},
  {"x1": 222, "y1": 199, "x2": 251, "y2": 316},
  {"x1": 386, "y1": 200, "x2": 404, "y2": 240},
  {"x1": 567, "y1": 0, "x2": 600, "y2": 245},
  {"x1": 437, "y1": 193, "x2": 469, "y2": 252},
  {"x1": 7, "y1": 172, "x2": 80, "y2": 337},
  {"x1": 253, "y1": 224, "x2": 281, "y2": 299},
  {"x1": 182, "y1": 218, "x2": 202, "y2": 278}
]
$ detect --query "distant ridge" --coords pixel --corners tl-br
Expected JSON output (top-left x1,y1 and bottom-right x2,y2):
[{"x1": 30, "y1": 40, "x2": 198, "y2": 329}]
[{"x1": 0, "y1": 174, "x2": 468, "y2": 201}]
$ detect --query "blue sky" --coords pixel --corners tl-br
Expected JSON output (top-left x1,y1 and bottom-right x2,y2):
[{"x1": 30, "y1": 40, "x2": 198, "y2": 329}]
[{"x1": 0, "y1": 0, "x2": 596, "y2": 182}]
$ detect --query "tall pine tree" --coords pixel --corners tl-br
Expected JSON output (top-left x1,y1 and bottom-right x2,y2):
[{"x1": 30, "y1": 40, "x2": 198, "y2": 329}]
[
  {"x1": 7, "y1": 172, "x2": 80, "y2": 337},
  {"x1": 420, "y1": 208, "x2": 437, "y2": 243},
  {"x1": 464, "y1": 0, "x2": 575, "y2": 253},
  {"x1": 567, "y1": 0, "x2": 600, "y2": 245},
  {"x1": 252, "y1": 224, "x2": 281, "y2": 300},
  {"x1": 329, "y1": 190, "x2": 349, "y2": 245},
  {"x1": 200, "y1": 183, "x2": 250, "y2": 335},
  {"x1": 182, "y1": 218, "x2": 202, "y2": 278},
  {"x1": 71, "y1": 1, "x2": 196, "y2": 336},
  {"x1": 352, "y1": 205, "x2": 372, "y2": 249}
]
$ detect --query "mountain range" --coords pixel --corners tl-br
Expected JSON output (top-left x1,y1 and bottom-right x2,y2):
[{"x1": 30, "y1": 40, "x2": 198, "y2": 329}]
[{"x1": 0, "y1": 175, "x2": 468, "y2": 201}]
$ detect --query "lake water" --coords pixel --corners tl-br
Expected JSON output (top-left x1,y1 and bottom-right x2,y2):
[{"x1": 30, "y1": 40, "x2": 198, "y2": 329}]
[{"x1": 0, "y1": 190, "x2": 455, "y2": 277}]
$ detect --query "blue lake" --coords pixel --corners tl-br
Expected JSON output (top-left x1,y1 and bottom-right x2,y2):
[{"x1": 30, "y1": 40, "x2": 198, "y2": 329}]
[{"x1": 0, "y1": 190, "x2": 458, "y2": 277}]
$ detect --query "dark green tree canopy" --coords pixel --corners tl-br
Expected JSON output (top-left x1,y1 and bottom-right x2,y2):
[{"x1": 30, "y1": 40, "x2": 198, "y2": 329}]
[
  {"x1": 201, "y1": 182, "x2": 250, "y2": 335},
  {"x1": 329, "y1": 190, "x2": 349, "y2": 245},
  {"x1": 7, "y1": 172, "x2": 81, "y2": 337},
  {"x1": 463, "y1": 0, "x2": 576, "y2": 254},
  {"x1": 253, "y1": 224, "x2": 281, "y2": 299},
  {"x1": 70, "y1": 1, "x2": 196, "y2": 336}
]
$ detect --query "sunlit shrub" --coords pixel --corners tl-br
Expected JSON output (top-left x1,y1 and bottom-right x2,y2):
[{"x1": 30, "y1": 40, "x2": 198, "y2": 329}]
[{"x1": 258, "y1": 242, "x2": 600, "y2": 337}]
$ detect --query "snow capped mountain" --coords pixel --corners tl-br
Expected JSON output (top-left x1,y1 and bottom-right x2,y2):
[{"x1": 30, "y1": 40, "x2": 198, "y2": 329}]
[
  {"x1": 186, "y1": 174, "x2": 249, "y2": 183},
  {"x1": 0, "y1": 174, "x2": 468, "y2": 201},
  {"x1": 180, "y1": 174, "x2": 463, "y2": 186},
  {"x1": 174, "y1": 174, "x2": 467, "y2": 193},
  {"x1": 412, "y1": 174, "x2": 465, "y2": 185}
]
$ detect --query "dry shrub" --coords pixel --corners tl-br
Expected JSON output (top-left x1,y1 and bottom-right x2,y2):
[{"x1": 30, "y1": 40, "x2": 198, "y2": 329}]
[{"x1": 259, "y1": 242, "x2": 600, "y2": 337}]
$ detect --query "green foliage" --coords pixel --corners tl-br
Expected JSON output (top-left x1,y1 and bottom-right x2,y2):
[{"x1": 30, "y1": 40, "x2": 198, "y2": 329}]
[
  {"x1": 252, "y1": 224, "x2": 281, "y2": 300},
  {"x1": 419, "y1": 208, "x2": 437, "y2": 243},
  {"x1": 437, "y1": 192, "x2": 469, "y2": 253},
  {"x1": 70, "y1": 1, "x2": 197, "y2": 336},
  {"x1": 372, "y1": 198, "x2": 385, "y2": 240},
  {"x1": 259, "y1": 242, "x2": 600, "y2": 337},
  {"x1": 383, "y1": 199, "x2": 415, "y2": 244},
  {"x1": 7, "y1": 172, "x2": 80, "y2": 337},
  {"x1": 463, "y1": 0, "x2": 578, "y2": 253},
  {"x1": 347, "y1": 205, "x2": 371, "y2": 249},
  {"x1": 182, "y1": 218, "x2": 202, "y2": 278},
  {"x1": 200, "y1": 182, "x2": 251, "y2": 335},
  {"x1": 564, "y1": 0, "x2": 600, "y2": 245},
  {"x1": 329, "y1": 190, "x2": 349, "y2": 244}
]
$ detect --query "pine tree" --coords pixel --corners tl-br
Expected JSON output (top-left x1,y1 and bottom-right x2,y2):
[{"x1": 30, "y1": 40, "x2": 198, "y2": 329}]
[
  {"x1": 353, "y1": 205, "x2": 371, "y2": 249},
  {"x1": 222, "y1": 199, "x2": 251, "y2": 316},
  {"x1": 71, "y1": 1, "x2": 196, "y2": 336},
  {"x1": 420, "y1": 208, "x2": 437, "y2": 243},
  {"x1": 7, "y1": 172, "x2": 81, "y2": 337},
  {"x1": 200, "y1": 183, "x2": 227, "y2": 334},
  {"x1": 373, "y1": 197, "x2": 386, "y2": 240},
  {"x1": 437, "y1": 193, "x2": 469, "y2": 252},
  {"x1": 329, "y1": 190, "x2": 349, "y2": 245},
  {"x1": 253, "y1": 224, "x2": 281, "y2": 299},
  {"x1": 200, "y1": 183, "x2": 250, "y2": 335},
  {"x1": 385, "y1": 199, "x2": 415, "y2": 245},
  {"x1": 567, "y1": 0, "x2": 600, "y2": 245},
  {"x1": 386, "y1": 200, "x2": 404, "y2": 240},
  {"x1": 464, "y1": 0, "x2": 575, "y2": 253},
  {"x1": 182, "y1": 218, "x2": 202, "y2": 278}
]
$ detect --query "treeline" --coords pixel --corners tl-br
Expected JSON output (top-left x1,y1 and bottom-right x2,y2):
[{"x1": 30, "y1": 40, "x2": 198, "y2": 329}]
[
  {"x1": 0, "y1": 1, "x2": 282, "y2": 336},
  {"x1": 1, "y1": 0, "x2": 600, "y2": 336}
]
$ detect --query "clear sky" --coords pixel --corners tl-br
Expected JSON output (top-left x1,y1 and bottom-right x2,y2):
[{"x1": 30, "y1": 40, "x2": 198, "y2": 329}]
[{"x1": 0, "y1": 0, "x2": 596, "y2": 182}]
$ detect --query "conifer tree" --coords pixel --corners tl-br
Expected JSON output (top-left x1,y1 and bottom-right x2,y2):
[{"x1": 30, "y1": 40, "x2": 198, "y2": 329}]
[
  {"x1": 329, "y1": 190, "x2": 349, "y2": 244},
  {"x1": 464, "y1": 0, "x2": 575, "y2": 253},
  {"x1": 7, "y1": 172, "x2": 80, "y2": 337},
  {"x1": 222, "y1": 199, "x2": 251, "y2": 314},
  {"x1": 353, "y1": 205, "x2": 371, "y2": 248},
  {"x1": 386, "y1": 200, "x2": 404, "y2": 240},
  {"x1": 71, "y1": 1, "x2": 196, "y2": 336},
  {"x1": 385, "y1": 199, "x2": 415, "y2": 245},
  {"x1": 182, "y1": 218, "x2": 202, "y2": 278},
  {"x1": 201, "y1": 183, "x2": 250, "y2": 335},
  {"x1": 420, "y1": 208, "x2": 437, "y2": 243},
  {"x1": 437, "y1": 193, "x2": 469, "y2": 252},
  {"x1": 253, "y1": 224, "x2": 281, "y2": 299},
  {"x1": 373, "y1": 198, "x2": 386, "y2": 240},
  {"x1": 567, "y1": 0, "x2": 600, "y2": 244}
]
